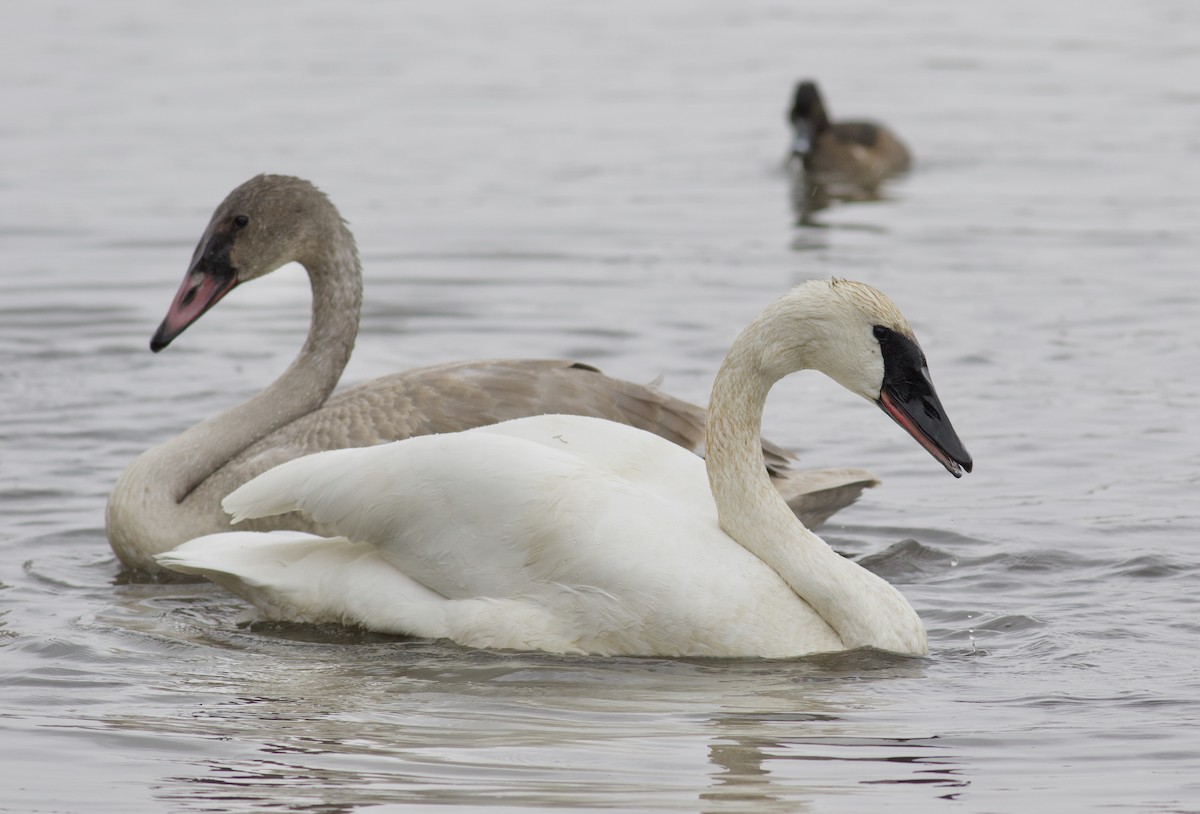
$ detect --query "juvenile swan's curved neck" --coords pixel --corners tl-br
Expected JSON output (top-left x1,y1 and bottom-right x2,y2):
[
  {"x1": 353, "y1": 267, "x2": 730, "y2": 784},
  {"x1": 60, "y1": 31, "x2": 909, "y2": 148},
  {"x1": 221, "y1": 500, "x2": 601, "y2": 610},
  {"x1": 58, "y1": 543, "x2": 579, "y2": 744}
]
[
  {"x1": 170, "y1": 228, "x2": 362, "y2": 502},
  {"x1": 705, "y1": 295, "x2": 926, "y2": 654},
  {"x1": 106, "y1": 183, "x2": 366, "y2": 571}
]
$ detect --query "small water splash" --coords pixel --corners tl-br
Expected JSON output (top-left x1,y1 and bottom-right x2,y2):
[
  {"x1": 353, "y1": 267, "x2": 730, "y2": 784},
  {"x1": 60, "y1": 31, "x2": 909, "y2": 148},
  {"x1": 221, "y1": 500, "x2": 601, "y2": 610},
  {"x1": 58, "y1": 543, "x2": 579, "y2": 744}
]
[{"x1": 857, "y1": 538, "x2": 961, "y2": 581}]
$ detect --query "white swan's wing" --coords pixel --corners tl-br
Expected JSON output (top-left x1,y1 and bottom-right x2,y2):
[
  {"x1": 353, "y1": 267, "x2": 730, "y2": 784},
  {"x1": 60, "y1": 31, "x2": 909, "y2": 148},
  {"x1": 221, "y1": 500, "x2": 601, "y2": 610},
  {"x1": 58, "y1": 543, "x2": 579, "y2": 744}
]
[
  {"x1": 220, "y1": 417, "x2": 707, "y2": 597},
  {"x1": 474, "y1": 414, "x2": 717, "y2": 509}
]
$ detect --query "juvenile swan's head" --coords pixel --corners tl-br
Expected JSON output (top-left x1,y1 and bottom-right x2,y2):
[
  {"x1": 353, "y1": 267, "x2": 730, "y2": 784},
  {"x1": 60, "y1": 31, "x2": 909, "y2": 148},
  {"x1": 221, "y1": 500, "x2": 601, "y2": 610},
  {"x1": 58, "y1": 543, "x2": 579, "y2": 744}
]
[{"x1": 151, "y1": 175, "x2": 348, "y2": 351}]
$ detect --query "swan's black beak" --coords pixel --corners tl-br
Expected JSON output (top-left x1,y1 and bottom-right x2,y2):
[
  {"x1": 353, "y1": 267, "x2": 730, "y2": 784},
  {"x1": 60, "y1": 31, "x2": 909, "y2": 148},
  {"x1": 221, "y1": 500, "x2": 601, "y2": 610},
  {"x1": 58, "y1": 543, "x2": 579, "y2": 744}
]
[
  {"x1": 150, "y1": 234, "x2": 238, "y2": 352},
  {"x1": 874, "y1": 327, "x2": 973, "y2": 478}
]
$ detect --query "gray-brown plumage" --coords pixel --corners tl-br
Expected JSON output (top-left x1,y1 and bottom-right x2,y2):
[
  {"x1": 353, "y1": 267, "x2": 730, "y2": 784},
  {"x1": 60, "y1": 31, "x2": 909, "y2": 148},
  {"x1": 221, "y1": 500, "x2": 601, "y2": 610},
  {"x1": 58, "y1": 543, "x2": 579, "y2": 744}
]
[{"x1": 106, "y1": 175, "x2": 877, "y2": 574}]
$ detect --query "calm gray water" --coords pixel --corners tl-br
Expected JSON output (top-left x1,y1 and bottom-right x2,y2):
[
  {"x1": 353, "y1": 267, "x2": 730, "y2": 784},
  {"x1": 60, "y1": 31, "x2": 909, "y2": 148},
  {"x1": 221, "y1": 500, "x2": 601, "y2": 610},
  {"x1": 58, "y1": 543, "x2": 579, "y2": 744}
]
[{"x1": 3, "y1": 1, "x2": 1200, "y2": 811}]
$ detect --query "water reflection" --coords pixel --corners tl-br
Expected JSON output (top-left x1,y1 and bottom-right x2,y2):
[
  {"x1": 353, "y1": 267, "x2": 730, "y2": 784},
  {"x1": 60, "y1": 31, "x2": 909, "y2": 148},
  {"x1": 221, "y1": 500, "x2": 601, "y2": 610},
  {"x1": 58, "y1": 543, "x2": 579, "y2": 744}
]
[
  {"x1": 702, "y1": 716, "x2": 967, "y2": 812},
  {"x1": 79, "y1": 605, "x2": 961, "y2": 812},
  {"x1": 131, "y1": 702, "x2": 968, "y2": 813},
  {"x1": 786, "y1": 161, "x2": 899, "y2": 227}
]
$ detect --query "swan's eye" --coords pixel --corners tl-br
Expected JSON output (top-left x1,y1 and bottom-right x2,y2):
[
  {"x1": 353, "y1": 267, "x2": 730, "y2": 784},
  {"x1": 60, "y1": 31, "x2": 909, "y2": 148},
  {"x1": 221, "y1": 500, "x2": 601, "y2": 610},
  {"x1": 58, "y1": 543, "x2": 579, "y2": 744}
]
[
  {"x1": 872, "y1": 325, "x2": 888, "y2": 341},
  {"x1": 233, "y1": 214, "x2": 250, "y2": 229}
]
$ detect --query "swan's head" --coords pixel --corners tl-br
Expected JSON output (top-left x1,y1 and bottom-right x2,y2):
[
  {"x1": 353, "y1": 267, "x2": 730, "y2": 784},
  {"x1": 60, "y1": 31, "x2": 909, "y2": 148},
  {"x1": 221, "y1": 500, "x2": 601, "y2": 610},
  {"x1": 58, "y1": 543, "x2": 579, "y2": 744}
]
[
  {"x1": 764, "y1": 279, "x2": 973, "y2": 478},
  {"x1": 150, "y1": 174, "x2": 345, "y2": 351}
]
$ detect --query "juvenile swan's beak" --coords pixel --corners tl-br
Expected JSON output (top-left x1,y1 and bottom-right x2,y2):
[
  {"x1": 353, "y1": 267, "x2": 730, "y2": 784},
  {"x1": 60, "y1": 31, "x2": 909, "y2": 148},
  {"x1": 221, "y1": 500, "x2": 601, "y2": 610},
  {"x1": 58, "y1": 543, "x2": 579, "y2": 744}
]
[
  {"x1": 874, "y1": 328, "x2": 973, "y2": 477},
  {"x1": 150, "y1": 233, "x2": 239, "y2": 352}
]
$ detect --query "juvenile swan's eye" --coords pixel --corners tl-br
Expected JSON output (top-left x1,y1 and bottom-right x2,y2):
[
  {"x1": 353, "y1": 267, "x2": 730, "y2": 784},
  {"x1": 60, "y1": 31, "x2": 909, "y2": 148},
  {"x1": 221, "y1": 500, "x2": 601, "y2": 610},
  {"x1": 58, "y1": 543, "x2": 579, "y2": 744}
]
[
  {"x1": 232, "y1": 214, "x2": 250, "y2": 229},
  {"x1": 872, "y1": 325, "x2": 888, "y2": 341}
]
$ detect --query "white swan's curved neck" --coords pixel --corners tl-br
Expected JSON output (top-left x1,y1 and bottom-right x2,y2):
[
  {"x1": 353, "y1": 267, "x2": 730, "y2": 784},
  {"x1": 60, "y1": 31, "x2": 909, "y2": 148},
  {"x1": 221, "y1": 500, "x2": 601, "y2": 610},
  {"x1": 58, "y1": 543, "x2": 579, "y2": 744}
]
[
  {"x1": 705, "y1": 311, "x2": 925, "y2": 654},
  {"x1": 706, "y1": 336, "x2": 805, "y2": 553}
]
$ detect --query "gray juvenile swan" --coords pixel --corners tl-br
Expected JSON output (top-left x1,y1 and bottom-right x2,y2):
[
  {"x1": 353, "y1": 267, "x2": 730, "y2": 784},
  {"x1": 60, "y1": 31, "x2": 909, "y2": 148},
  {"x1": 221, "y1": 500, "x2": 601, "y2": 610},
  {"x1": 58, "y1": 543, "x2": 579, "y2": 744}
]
[
  {"x1": 157, "y1": 279, "x2": 972, "y2": 657},
  {"x1": 108, "y1": 175, "x2": 878, "y2": 574}
]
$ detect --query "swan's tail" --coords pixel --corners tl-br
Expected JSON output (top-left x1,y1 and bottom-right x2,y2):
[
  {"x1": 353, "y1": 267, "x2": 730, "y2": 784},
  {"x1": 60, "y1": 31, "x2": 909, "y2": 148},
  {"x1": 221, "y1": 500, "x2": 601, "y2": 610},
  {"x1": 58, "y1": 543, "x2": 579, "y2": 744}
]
[
  {"x1": 155, "y1": 530, "x2": 578, "y2": 650},
  {"x1": 154, "y1": 529, "x2": 450, "y2": 636},
  {"x1": 773, "y1": 467, "x2": 879, "y2": 529},
  {"x1": 155, "y1": 530, "x2": 338, "y2": 588}
]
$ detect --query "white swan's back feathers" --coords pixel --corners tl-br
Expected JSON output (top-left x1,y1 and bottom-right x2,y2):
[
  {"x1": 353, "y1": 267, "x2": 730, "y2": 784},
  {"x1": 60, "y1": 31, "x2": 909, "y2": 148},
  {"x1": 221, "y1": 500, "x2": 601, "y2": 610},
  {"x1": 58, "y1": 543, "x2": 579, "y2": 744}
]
[{"x1": 223, "y1": 416, "x2": 721, "y2": 597}]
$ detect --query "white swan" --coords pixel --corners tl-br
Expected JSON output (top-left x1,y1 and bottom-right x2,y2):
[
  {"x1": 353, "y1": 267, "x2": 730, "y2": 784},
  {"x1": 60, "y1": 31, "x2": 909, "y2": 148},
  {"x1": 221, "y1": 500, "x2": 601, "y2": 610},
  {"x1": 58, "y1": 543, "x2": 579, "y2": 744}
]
[
  {"x1": 107, "y1": 175, "x2": 877, "y2": 574},
  {"x1": 156, "y1": 279, "x2": 972, "y2": 658}
]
